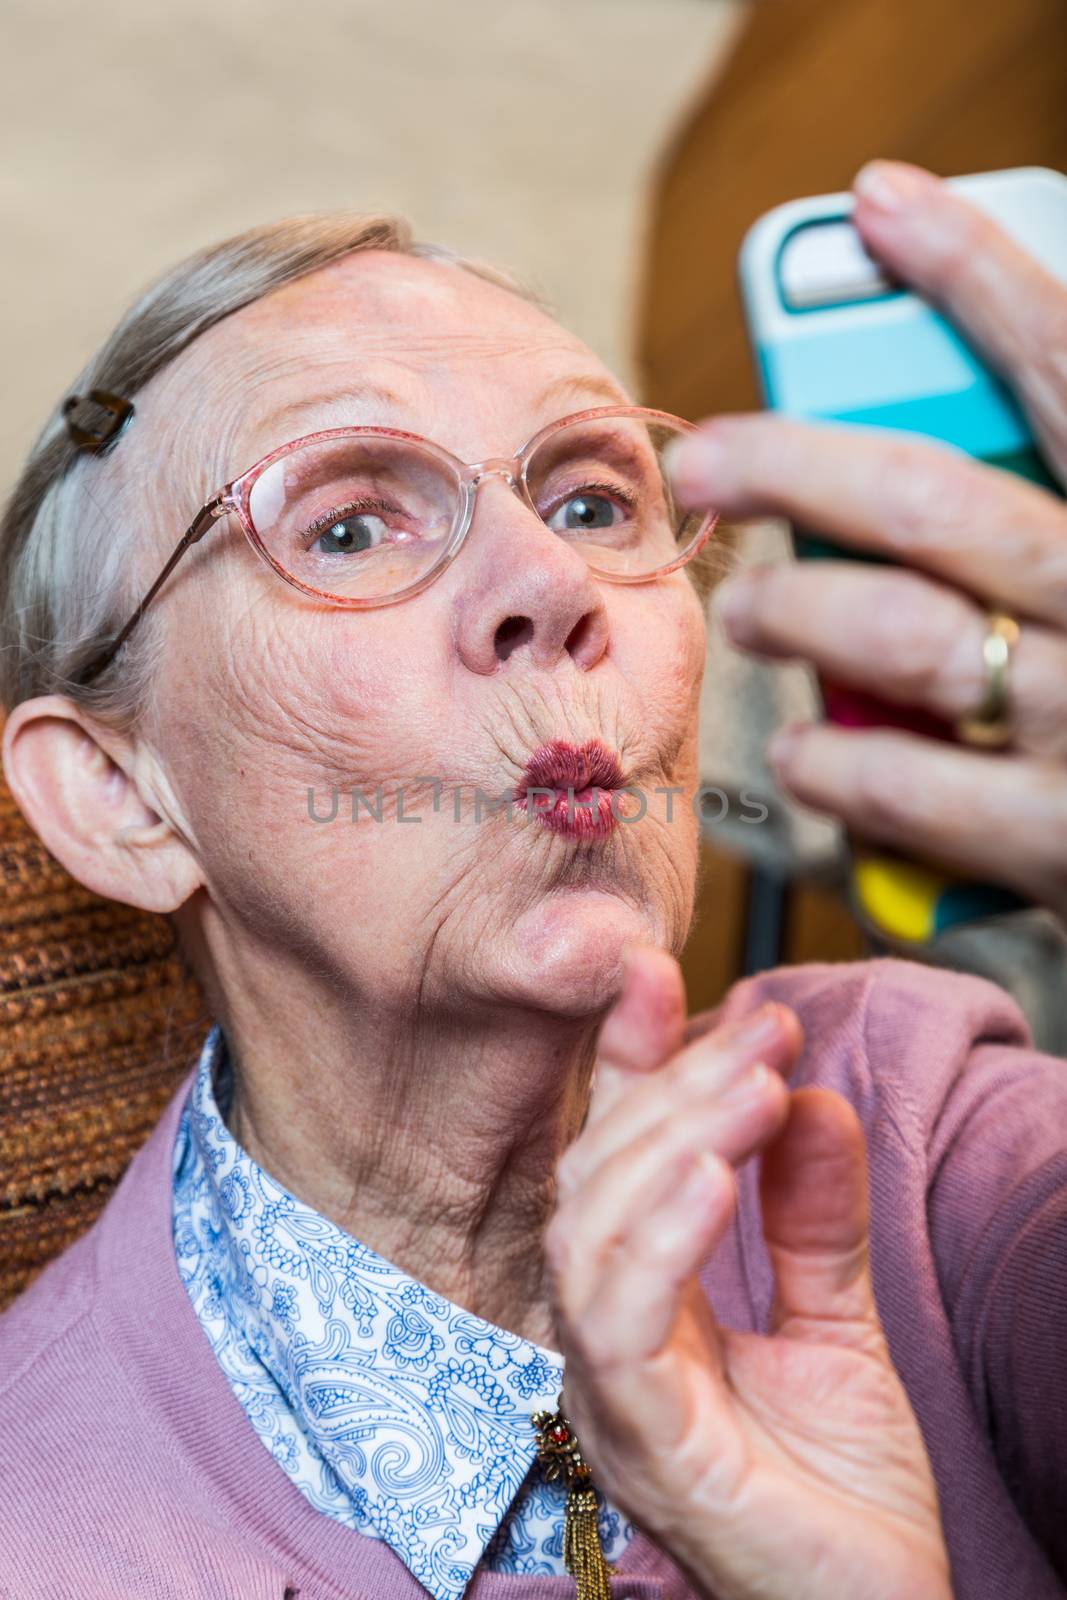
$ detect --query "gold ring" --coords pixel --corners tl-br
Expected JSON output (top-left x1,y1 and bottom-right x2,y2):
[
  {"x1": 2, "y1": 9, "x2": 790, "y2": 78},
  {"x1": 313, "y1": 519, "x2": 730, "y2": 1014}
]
[{"x1": 954, "y1": 611, "x2": 1020, "y2": 749}]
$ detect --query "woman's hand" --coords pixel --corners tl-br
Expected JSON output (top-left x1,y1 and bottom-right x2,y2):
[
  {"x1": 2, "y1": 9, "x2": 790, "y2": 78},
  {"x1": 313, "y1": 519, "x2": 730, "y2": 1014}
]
[
  {"x1": 668, "y1": 159, "x2": 1067, "y2": 919},
  {"x1": 544, "y1": 943, "x2": 951, "y2": 1600}
]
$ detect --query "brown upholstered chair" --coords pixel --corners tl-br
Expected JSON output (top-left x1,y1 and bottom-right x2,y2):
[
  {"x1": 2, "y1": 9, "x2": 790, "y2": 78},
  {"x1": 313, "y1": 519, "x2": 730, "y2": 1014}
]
[{"x1": 0, "y1": 720, "x2": 209, "y2": 1310}]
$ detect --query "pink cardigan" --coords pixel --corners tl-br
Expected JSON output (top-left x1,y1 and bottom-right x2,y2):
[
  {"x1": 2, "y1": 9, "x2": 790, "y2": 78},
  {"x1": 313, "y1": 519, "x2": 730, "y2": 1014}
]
[{"x1": 2, "y1": 958, "x2": 1066, "y2": 1600}]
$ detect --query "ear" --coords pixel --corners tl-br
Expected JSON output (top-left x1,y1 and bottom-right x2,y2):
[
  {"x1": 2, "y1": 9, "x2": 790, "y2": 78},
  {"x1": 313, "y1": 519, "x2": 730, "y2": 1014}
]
[{"x1": 1, "y1": 694, "x2": 204, "y2": 914}]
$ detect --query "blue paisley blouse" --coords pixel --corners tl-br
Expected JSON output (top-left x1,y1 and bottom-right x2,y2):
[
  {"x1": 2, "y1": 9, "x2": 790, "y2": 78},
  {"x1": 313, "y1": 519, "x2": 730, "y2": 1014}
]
[{"x1": 171, "y1": 1024, "x2": 635, "y2": 1600}]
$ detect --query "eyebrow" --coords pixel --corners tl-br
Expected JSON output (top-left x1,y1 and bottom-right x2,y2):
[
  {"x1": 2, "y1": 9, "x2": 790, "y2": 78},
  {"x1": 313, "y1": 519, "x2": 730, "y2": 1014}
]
[
  {"x1": 262, "y1": 382, "x2": 409, "y2": 435},
  {"x1": 531, "y1": 373, "x2": 633, "y2": 409}
]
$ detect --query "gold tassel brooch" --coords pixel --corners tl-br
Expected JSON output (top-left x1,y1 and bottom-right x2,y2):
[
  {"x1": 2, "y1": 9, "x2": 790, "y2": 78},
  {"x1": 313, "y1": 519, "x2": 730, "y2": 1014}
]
[{"x1": 532, "y1": 1393, "x2": 616, "y2": 1600}]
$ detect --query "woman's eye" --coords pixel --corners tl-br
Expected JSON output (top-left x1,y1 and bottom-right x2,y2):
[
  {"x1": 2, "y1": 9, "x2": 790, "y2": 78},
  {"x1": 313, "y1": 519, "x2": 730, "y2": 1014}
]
[
  {"x1": 546, "y1": 492, "x2": 621, "y2": 533},
  {"x1": 309, "y1": 511, "x2": 389, "y2": 555}
]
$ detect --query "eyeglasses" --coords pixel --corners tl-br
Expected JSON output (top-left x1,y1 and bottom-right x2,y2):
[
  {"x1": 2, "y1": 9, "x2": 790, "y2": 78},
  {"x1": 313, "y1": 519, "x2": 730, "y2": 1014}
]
[{"x1": 75, "y1": 404, "x2": 718, "y2": 686}]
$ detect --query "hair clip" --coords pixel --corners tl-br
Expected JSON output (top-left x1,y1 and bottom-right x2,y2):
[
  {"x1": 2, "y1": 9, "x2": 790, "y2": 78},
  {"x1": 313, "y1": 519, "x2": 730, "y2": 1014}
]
[{"x1": 62, "y1": 389, "x2": 135, "y2": 455}]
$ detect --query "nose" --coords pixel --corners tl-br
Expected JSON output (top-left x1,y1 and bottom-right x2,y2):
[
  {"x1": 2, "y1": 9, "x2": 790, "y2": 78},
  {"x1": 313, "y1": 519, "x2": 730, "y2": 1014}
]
[{"x1": 452, "y1": 470, "x2": 612, "y2": 676}]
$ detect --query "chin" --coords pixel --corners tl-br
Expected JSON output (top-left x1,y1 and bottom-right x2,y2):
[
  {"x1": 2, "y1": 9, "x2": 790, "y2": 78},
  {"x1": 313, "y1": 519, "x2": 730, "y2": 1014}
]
[{"x1": 502, "y1": 887, "x2": 664, "y2": 1018}]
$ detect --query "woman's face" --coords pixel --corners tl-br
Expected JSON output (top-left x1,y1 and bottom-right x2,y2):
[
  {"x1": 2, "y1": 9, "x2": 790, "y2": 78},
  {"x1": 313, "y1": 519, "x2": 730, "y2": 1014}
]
[{"x1": 145, "y1": 250, "x2": 707, "y2": 1020}]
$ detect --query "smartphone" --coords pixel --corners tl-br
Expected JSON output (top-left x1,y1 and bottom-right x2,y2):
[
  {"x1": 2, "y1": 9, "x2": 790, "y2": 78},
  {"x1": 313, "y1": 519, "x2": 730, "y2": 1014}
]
[{"x1": 737, "y1": 165, "x2": 1067, "y2": 947}]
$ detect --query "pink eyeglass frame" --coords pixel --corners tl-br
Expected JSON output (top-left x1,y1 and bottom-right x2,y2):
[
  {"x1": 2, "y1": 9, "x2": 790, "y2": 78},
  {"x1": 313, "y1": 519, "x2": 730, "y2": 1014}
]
[{"x1": 76, "y1": 403, "x2": 717, "y2": 687}]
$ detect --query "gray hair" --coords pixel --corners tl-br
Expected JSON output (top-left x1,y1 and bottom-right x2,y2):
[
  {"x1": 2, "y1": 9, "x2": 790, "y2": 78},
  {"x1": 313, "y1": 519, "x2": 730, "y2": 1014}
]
[{"x1": 0, "y1": 212, "x2": 547, "y2": 729}]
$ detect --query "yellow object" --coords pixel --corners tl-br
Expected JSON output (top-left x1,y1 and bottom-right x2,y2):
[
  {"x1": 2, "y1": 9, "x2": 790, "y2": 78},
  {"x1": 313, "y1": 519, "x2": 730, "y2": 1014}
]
[{"x1": 852, "y1": 855, "x2": 944, "y2": 944}]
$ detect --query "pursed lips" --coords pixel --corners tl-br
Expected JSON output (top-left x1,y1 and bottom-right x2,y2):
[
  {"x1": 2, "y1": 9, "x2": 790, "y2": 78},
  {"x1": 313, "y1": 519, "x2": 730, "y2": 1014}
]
[{"x1": 513, "y1": 739, "x2": 627, "y2": 838}]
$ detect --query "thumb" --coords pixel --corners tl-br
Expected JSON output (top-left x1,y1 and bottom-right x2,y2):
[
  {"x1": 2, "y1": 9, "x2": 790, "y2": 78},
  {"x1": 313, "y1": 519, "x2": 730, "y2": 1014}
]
[
  {"x1": 760, "y1": 1087, "x2": 886, "y2": 1348},
  {"x1": 588, "y1": 942, "x2": 687, "y2": 1125}
]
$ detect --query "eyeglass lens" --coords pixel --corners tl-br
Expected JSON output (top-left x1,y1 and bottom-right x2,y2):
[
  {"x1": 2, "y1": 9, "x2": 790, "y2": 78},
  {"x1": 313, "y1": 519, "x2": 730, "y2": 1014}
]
[{"x1": 246, "y1": 416, "x2": 708, "y2": 602}]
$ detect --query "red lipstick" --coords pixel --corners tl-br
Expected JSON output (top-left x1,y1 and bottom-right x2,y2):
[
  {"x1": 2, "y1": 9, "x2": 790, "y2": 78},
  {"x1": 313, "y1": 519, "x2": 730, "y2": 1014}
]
[{"x1": 514, "y1": 739, "x2": 626, "y2": 839}]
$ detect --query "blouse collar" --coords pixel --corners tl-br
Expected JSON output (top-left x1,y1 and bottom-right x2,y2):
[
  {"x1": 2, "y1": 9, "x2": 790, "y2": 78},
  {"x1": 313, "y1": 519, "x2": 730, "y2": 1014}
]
[{"x1": 173, "y1": 1023, "x2": 566, "y2": 1600}]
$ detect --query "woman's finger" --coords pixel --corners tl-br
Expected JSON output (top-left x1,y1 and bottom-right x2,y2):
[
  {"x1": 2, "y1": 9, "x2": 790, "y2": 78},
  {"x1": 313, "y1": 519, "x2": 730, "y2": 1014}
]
[
  {"x1": 553, "y1": 1156, "x2": 740, "y2": 1478},
  {"x1": 556, "y1": 1147, "x2": 735, "y2": 1368},
  {"x1": 716, "y1": 559, "x2": 1067, "y2": 758},
  {"x1": 851, "y1": 160, "x2": 1067, "y2": 481},
  {"x1": 587, "y1": 943, "x2": 687, "y2": 1128},
  {"x1": 768, "y1": 722, "x2": 1067, "y2": 911},
  {"x1": 760, "y1": 1088, "x2": 885, "y2": 1353},
  {"x1": 669, "y1": 413, "x2": 1067, "y2": 630},
  {"x1": 549, "y1": 1058, "x2": 790, "y2": 1325},
  {"x1": 564, "y1": 1001, "x2": 801, "y2": 1197}
]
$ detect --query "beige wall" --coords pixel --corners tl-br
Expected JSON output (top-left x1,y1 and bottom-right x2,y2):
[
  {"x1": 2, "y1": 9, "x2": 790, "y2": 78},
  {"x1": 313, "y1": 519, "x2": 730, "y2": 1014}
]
[{"x1": 2, "y1": 0, "x2": 744, "y2": 493}]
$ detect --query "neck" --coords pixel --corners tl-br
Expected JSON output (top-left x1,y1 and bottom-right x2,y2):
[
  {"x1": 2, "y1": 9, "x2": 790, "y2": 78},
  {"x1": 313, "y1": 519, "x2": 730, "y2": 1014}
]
[{"x1": 188, "y1": 918, "x2": 599, "y2": 1350}]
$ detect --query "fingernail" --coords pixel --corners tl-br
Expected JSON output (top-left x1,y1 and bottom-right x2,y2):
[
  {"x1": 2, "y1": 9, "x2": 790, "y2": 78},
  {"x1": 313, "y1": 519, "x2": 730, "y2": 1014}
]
[
  {"x1": 718, "y1": 1060, "x2": 771, "y2": 1108},
  {"x1": 664, "y1": 428, "x2": 726, "y2": 508},
  {"x1": 768, "y1": 721, "x2": 811, "y2": 774},
  {"x1": 853, "y1": 159, "x2": 938, "y2": 213},
  {"x1": 713, "y1": 570, "x2": 762, "y2": 640}
]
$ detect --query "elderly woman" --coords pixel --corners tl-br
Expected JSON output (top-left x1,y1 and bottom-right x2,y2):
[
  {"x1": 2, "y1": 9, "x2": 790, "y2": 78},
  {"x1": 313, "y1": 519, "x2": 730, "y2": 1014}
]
[{"x1": 0, "y1": 160, "x2": 1065, "y2": 1600}]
